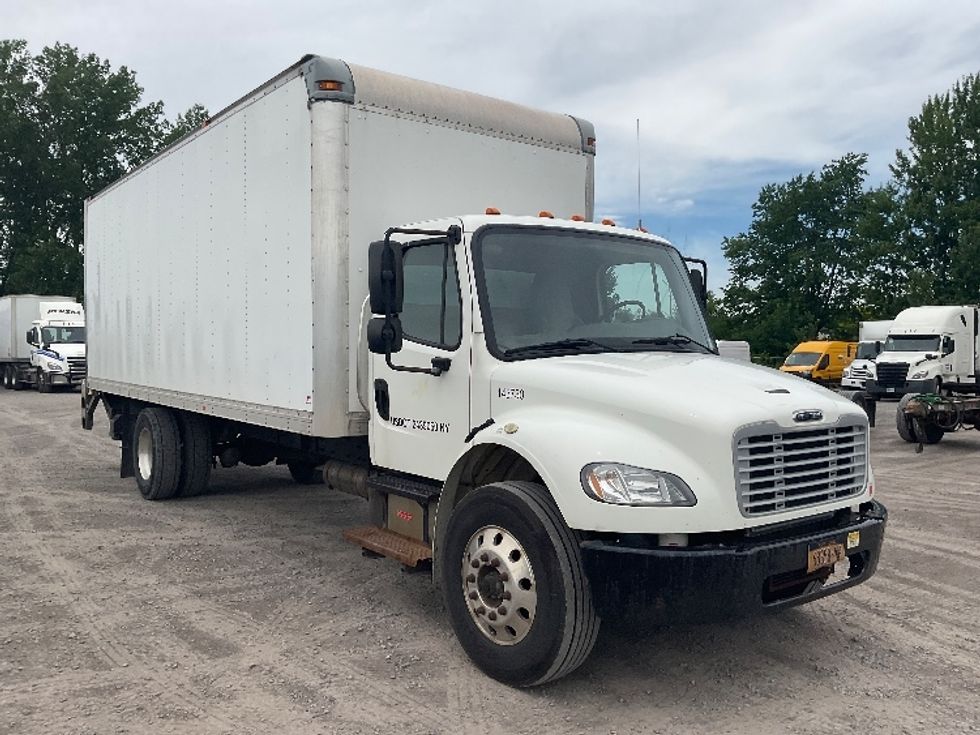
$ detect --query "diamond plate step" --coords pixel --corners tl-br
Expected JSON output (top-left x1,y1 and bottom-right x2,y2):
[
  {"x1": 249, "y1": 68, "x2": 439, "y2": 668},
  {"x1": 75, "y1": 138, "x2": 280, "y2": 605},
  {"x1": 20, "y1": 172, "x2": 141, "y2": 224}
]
[{"x1": 343, "y1": 526, "x2": 432, "y2": 567}]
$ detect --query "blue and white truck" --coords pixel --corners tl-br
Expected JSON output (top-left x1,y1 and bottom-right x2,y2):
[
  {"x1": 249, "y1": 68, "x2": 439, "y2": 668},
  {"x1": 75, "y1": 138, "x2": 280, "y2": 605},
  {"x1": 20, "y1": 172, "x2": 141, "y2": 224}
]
[{"x1": 0, "y1": 295, "x2": 87, "y2": 392}]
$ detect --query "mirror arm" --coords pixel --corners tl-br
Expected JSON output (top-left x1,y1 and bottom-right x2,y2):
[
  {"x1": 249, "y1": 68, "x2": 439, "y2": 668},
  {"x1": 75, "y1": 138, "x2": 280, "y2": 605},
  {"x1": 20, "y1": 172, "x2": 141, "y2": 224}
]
[{"x1": 385, "y1": 351, "x2": 450, "y2": 377}]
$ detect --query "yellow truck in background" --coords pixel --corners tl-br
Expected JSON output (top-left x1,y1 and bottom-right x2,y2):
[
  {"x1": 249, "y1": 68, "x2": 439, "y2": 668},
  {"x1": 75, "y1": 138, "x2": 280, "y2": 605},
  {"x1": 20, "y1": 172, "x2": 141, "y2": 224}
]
[{"x1": 780, "y1": 340, "x2": 857, "y2": 384}]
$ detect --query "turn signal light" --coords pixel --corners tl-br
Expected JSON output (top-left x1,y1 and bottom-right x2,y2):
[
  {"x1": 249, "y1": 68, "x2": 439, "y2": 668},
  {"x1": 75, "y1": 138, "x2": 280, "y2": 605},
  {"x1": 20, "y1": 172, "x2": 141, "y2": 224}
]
[
  {"x1": 485, "y1": 207, "x2": 500, "y2": 215},
  {"x1": 570, "y1": 214, "x2": 585, "y2": 221},
  {"x1": 601, "y1": 218, "x2": 616, "y2": 226},
  {"x1": 317, "y1": 80, "x2": 344, "y2": 91}
]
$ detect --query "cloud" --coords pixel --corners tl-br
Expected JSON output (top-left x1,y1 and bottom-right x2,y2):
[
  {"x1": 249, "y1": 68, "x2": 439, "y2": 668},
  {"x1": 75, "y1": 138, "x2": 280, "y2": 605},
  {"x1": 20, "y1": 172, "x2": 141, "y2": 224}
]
[{"x1": 8, "y1": 0, "x2": 980, "y2": 285}]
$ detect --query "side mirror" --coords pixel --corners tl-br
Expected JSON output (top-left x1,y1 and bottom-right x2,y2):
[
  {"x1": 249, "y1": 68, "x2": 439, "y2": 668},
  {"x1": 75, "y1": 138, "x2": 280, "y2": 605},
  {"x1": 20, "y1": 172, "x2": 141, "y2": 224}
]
[
  {"x1": 368, "y1": 240, "x2": 404, "y2": 315},
  {"x1": 688, "y1": 269, "x2": 707, "y2": 310},
  {"x1": 25, "y1": 330, "x2": 33, "y2": 346},
  {"x1": 874, "y1": 340, "x2": 882, "y2": 354},
  {"x1": 367, "y1": 315, "x2": 403, "y2": 355}
]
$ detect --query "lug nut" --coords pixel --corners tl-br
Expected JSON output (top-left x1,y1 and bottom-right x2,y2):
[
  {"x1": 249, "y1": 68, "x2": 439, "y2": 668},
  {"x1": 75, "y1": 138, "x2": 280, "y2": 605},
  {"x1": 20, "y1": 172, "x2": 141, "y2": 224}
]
[
  {"x1": 480, "y1": 553, "x2": 489, "y2": 562},
  {"x1": 490, "y1": 558, "x2": 500, "y2": 567},
  {"x1": 468, "y1": 591, "x2": 478, "y2": 600},
  {"x1": 497, "y1": 606, "x2": 507, "y2": 616},
  {"x1": 475, "y1": 606, "x2": 486, "y2": 616},
  {"x1": 466, "y1": 573, "x2": 476, "y2": 583},
  {"x1": 499, "y1": 572, "x2": 509, "y2": 581},
  {"x1": 488, "y1": 612, "x2": 497, "y2": 621},
  {"x1": 502, "y1": 591, "x2": 512, "y2": 600},
  {"x1": 471, "y1": 560, "x2": 480, "y2": 569}
]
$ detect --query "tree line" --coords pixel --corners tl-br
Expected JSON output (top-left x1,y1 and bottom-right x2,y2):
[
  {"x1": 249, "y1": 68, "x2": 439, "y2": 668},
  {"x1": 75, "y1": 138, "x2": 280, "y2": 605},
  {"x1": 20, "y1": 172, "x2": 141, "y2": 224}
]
[
  {"x1": 710, "y1": 72, "x2": 980, "y2": 362},
  {"x1": 0, "y1": 40, "x2": 207, "y2": 299}
]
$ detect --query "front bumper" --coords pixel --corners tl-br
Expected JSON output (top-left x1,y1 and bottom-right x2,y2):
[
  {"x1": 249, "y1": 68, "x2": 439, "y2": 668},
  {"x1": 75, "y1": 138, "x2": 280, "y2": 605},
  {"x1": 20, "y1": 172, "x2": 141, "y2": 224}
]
[
  {"x1": 866, "y1": 378, "x2": 932, "y2": 398},
  {"x1": 580, "y1": 500, "x2": 886, "y2": 621},
  {"x1": 840, "y1": 376, "x2": 867, "y2": 389}
]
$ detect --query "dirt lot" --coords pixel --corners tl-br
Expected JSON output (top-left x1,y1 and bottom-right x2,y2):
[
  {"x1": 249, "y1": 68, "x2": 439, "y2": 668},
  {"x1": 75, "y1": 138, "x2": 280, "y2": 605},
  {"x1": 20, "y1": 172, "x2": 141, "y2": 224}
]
[{"x1": 0, "y1": 391, "x2": 978, "y2": 735}]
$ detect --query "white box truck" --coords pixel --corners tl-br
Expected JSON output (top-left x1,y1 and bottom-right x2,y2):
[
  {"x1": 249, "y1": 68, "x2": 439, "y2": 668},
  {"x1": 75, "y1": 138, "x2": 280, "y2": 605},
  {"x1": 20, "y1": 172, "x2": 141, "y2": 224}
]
[
  {"x1": 81, "y1": 55, "x2": 886, "y2": 686},
  {"x1": 841, "y1": 319, "x2": 892, "y2": 390},
  {"x1": 716, "y1": 339, "x2": 751, "y2": 362},
  {"x1": 0, "y1": 295, "x2": 87, "y2": 391}
]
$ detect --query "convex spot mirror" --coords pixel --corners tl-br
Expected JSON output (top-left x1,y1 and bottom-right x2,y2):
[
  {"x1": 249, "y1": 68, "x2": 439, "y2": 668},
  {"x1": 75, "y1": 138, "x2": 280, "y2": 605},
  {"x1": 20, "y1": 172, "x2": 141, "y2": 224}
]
[
  {"x1": 367, "y1": 315, "x2": 403, "y2": 355},
  {"x1": 368, "y1": 240, "x2": 404, "y2": 316}
]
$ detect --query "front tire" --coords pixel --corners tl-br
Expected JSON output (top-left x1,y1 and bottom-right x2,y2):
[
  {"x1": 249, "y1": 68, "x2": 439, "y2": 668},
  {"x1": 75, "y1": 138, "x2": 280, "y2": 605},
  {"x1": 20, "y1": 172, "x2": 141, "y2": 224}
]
[
  {"x1": 133, "y1": 407, "x2": 181, "y2": 500},
  {"x1": 896, "y1": 394, "x2": 916, "y2": 442},
  {"x1": 441, "y1": 481, "x2": 599, "y2": 687}
]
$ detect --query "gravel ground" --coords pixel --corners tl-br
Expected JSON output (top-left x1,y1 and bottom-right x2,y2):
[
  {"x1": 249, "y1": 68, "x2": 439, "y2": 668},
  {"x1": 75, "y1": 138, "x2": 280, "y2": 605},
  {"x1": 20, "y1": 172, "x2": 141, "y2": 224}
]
[{"x1": 0, "y1": 389, "x2": 978, "y2": 734}]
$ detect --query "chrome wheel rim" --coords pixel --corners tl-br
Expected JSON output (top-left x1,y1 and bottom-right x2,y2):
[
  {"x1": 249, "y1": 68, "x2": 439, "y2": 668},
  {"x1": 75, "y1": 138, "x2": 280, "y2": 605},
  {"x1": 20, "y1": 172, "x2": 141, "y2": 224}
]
[
  {"x1": 461, "y1": 525, "x2": 536, "y2": 646},
  {"x1": 137, "y1": 426, "x2": 153, "y2": 481}
]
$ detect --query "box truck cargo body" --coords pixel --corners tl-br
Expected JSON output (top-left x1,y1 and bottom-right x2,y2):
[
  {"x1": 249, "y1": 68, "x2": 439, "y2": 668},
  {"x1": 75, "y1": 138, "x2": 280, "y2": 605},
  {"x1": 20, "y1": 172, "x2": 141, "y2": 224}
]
[
  {"x1": 1, "y1": 295, "x2": 86, "y2": 391},
  {"x1": 82, "y1": 56, "x2": 886, "y2": 687},
  {"x1": 84, "y1": 56, "x2": 594, "y2": 438}
]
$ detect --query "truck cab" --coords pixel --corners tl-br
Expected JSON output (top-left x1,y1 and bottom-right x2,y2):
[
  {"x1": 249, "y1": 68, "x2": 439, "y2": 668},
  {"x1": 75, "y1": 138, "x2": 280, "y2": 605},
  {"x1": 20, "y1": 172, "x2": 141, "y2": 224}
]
[
  {"x1": 866, "y1": 306, "x2": 979, "y2": 398},
  {"x1": 361, "y1": 215, "x2": 885, "y2": 682},
  {"x1": 841, "y1": 340, "x2": 884, "y2": 389},
  {"x1": 27, "y1": 303, "x2": 87, "y2": 392}
]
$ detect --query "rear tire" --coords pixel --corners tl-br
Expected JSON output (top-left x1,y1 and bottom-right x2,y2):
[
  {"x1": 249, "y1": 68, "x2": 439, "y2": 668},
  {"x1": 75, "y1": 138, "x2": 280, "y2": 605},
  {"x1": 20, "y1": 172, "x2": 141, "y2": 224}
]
[
  {"x1": 896, "y1": 394, "x2": 916, "y2": 442},
  {"x1": 132, "y1": 407, "x2": 181, "y2": 500},
  {"x1": 288, "y1": 462, "x2": 323, "y2": 484},
  {"x1": 176, "y1": 412, "x2": 212, "y2": 497},
  {"x1": 441, "y1": 481, "x2": 599, "y2": 687},
  {"x1": 2, "y1": 365, "x2": 11, "y2": 389}
]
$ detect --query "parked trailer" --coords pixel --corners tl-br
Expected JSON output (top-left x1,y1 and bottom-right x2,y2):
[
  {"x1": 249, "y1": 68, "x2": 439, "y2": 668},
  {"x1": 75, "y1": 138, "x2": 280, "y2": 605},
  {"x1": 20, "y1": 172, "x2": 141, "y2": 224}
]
[
  {"x1": 894, "y1": 392, "x2": 980, "y2": 445},
  {"x1": 81, "y1": 55, "x2": 886, "y2": 686},
  {"x1": 0, "y1": 295, "x2": 86, "y2": 392}
]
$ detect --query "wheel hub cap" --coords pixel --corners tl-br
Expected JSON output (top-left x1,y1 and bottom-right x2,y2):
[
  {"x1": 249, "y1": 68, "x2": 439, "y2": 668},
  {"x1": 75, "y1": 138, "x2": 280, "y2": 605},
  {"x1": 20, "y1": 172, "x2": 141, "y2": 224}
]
[
  {"x1": 461, "y1": 525, "x2": 536, "y2": 646},
  {"x1": 137, "y1": 426, "x2": 153, "y2": 481}
]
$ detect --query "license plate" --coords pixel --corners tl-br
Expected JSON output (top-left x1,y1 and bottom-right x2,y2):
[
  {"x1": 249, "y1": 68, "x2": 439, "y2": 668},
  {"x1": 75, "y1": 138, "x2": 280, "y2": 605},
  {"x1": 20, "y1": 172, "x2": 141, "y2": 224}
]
[
  {"x1": 807, "y1": 542, "x2": 846, "y2": 573},
  {"x1": 886, "y1": 387, "x2": 895, "y2": 393}
]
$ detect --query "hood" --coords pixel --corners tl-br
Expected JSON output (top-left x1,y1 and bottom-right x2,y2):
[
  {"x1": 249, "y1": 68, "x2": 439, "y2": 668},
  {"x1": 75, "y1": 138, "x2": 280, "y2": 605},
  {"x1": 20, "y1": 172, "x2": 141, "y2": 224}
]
[
  {"x1": 876, "y1": 351, "x2": 936, "y2": 366},
  {"x1": 41, "y1": 343, "x2": 85, "y2": 359},
  {"x1": 490, "y1": 351, "x2": 862, "y2": 435}
]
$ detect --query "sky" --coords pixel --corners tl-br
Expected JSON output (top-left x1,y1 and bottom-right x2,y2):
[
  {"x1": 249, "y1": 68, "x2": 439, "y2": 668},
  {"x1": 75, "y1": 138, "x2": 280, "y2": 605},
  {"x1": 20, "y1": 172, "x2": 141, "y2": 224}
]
[{"x1": 6, "y1": 0, "x2": 980, "y2": 287}]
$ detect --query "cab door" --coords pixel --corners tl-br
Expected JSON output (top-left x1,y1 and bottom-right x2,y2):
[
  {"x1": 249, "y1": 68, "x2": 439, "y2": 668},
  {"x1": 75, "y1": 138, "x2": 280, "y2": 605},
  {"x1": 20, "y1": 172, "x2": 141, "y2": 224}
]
[{"x1": 369, "y1": 237, "x2": 471, "y2": 481}]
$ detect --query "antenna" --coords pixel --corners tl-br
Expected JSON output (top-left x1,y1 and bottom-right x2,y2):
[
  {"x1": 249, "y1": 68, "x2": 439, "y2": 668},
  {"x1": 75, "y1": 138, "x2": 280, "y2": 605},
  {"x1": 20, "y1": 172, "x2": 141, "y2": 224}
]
[{"x1": 636, "y1": 118, "x2": 642, "y2": 230}]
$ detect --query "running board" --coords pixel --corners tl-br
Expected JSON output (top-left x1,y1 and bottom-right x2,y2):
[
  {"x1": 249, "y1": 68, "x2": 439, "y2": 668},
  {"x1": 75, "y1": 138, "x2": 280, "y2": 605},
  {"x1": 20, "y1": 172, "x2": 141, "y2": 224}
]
[{"x1": 343, "y1": 526, "x2": 432, "y2": 567}]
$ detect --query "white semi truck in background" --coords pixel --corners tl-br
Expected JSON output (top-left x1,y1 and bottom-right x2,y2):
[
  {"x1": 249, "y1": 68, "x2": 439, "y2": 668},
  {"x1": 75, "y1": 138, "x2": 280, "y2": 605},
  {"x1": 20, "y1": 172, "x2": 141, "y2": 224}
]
[
  {"x1": 841, "y1": 320, "x2": 892, "y2": 390},
  {"x1": 865, "y1": 306, "x2": 978, "y2": 399},
  {"x1": 80, "y1": 55, "x2": 886, "y2": 686},
  {"x1": 0, "y1": 295, "x2": 87, "y2": 392}
]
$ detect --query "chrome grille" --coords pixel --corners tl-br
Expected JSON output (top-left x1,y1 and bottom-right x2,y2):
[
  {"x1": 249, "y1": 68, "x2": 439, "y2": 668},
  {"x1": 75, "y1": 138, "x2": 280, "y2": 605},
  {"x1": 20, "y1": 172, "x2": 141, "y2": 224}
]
[
  {"x1": 66, "y1": 356, "x2": 87, "y2": 378},
  {"x1": 735, "y1": 421, "x2": 868, "y2": 517},
  {"x1": 876, "y1": 362, "x2": 909, "y2": 387},
  {"x1": 849, "y1": 364, "x2": 872, "y2": 379}
]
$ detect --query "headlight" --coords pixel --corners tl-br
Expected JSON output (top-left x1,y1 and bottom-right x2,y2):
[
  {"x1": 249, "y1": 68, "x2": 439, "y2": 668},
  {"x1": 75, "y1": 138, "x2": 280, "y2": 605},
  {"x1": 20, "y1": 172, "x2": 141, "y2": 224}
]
[
  {"x1": 581, "y1": 463, "x2": 697, "y2": 506},
  {"x1": 48, "y1": 364, "x2": 63, "y2": 372},
  {"x1": 910, "y1": 370, "x2": 929, "y2": 379},
  {"x1": 842, "y1": 368, "x2": 851, "y2": 377}
]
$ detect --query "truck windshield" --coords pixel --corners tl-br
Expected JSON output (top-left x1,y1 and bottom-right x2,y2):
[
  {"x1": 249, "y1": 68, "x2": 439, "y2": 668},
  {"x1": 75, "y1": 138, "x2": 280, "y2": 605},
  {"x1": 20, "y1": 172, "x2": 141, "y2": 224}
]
[
  {"x1": 41, "y1": 326, "x2": 86, "y2": 344},
  {"x1": 473, "y1": 227, "x2": 714, "y2": 359},
  {"x1": 883, "y1": 335, "x2": 939, "y2": 352},
  {"x1": 856, "y1": 342, "x2": 881, "y2": 360},
  {"x1": 784, "y1": 352, "x2": 820, "y2": 366}
]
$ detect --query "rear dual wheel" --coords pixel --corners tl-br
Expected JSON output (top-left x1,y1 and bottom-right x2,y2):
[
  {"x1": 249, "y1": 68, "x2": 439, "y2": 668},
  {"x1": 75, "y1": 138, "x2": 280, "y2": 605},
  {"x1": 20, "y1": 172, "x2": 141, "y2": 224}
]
[
  {"x1": 441, "y1": 481, "x2": 599, "y2": 687},
  {"x1": 1, "y1": 365, "x2": 12, "y2": 390},
  {"x1": 133, "y1": 407, "x2": 212, "y2": 500}
]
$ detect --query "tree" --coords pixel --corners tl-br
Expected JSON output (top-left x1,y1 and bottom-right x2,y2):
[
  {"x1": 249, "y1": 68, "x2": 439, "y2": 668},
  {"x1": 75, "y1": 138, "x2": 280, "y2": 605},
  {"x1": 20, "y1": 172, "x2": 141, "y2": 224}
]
[
  {"x1": 0, "y1": 40, "x2": 207, "y2": 299},
  {"x1": 717, "y1": 153, "x2": 875, "y2": 358},
  {"x1": 161, "y1": 102, "x2": 209, "y2": 148},
  {"x1": 892, "y1": 72, "x2": 980, "y2": 303}
]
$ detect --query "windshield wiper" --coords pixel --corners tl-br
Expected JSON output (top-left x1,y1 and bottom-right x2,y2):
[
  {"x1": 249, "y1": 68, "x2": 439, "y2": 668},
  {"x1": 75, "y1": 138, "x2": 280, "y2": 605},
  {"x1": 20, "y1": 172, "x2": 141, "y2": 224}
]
[
  {"x1": 631, "y1": 333, "x2": 715, "y2": 353},
  {"x1": 504, "y1": 338, "x2": 615, "y2": 357}
]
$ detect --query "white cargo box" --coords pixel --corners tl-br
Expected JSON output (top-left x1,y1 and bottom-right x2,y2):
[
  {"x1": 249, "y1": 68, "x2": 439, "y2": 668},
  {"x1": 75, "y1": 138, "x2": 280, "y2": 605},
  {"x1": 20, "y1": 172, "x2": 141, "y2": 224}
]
[
  {"x1": 0, "y1": 295, "x2": 76, "y2": 361},
  {"x1": 85, "y1": 55, "x2": 595, "y2": 438}
]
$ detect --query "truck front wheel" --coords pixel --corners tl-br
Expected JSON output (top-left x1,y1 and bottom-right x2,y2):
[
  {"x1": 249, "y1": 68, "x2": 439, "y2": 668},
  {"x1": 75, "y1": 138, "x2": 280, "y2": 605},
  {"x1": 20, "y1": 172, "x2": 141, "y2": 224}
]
[
  {"x1": 133, "y1": 407, "x2": 181, "y2": 500},
  {"x1": 37, "y1": 368, "x2": 52, "y2": 393},
  {"x1": 441, "y1": 481, "x2": 599, "y2": 687}
]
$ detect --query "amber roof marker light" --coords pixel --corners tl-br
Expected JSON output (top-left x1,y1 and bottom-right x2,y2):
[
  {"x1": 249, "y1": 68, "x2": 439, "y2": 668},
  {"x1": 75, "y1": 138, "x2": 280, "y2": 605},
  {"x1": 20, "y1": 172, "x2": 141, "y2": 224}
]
[
  {"x1": 538, "y1": 210, "x2": 554, "y2": 218},
  {"x1": 485, "y1": 207, "x2": 501, "y2": 215},
  {"x1": 317, "y1": 80, "x2": 344, "y2": 92},
  {"x1": 601, "y1": 218, "x2": 616, "y2": 226},
  {"x1": 570, "y1": 214, "x2": 585, "y2": 221}
]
